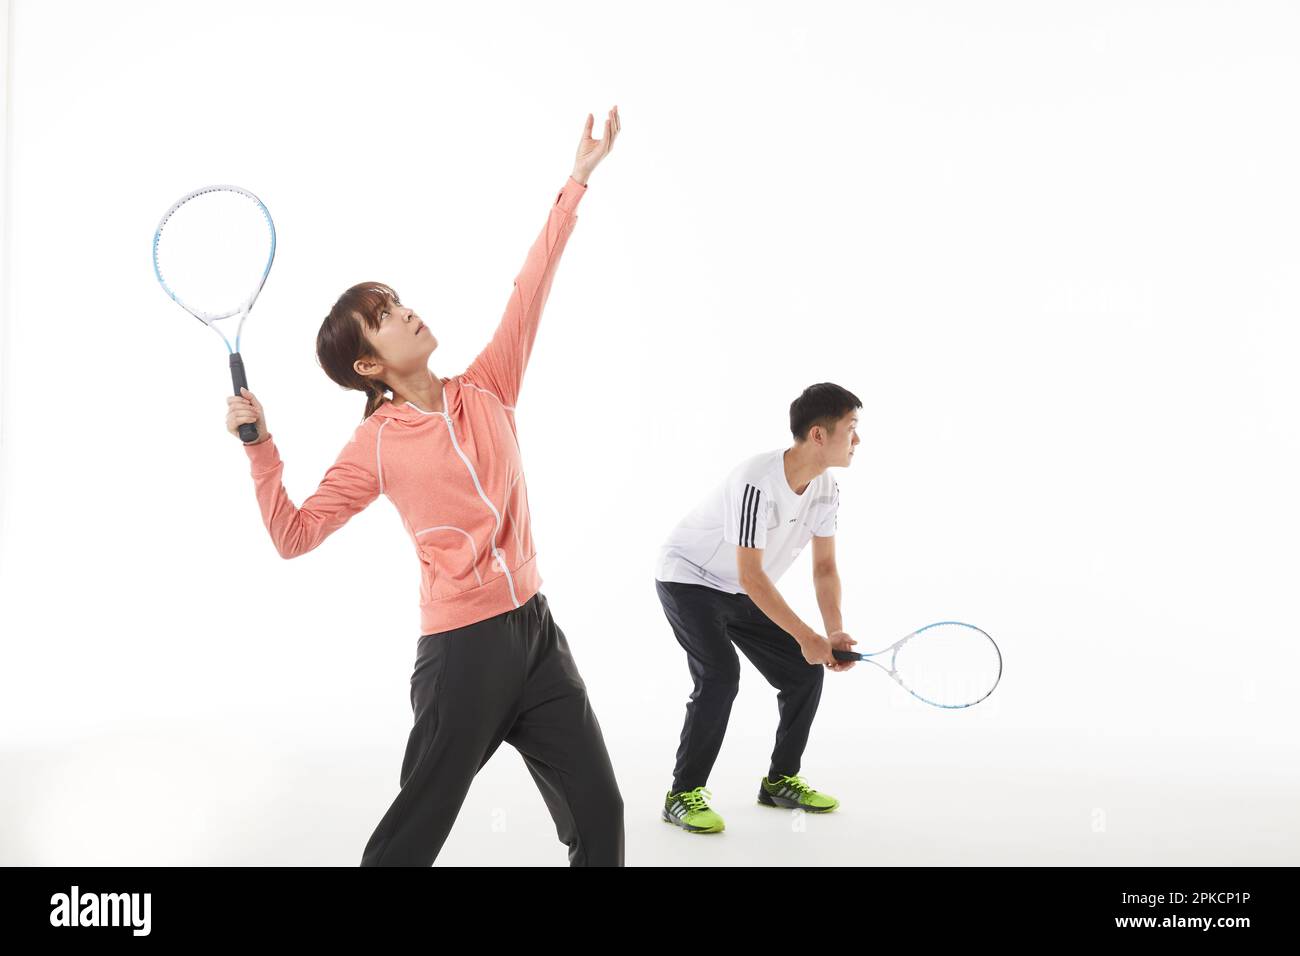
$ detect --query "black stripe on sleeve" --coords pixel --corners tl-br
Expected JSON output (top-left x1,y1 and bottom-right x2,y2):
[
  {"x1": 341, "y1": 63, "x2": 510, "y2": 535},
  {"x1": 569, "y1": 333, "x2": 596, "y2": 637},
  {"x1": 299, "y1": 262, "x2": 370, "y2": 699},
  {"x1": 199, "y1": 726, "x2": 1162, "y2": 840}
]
[
  {"x1": 741, "y1": 483, "x2": 761, "y2": 548},
  {"x1": 739, "y1": 485, "x2": 752, "y2": 547}
]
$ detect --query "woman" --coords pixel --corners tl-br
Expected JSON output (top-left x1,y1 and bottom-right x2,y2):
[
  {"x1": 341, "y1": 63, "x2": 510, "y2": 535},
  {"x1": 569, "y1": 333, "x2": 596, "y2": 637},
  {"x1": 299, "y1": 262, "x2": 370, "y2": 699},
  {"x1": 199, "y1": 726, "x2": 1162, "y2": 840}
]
[{"x1": 225, "y1": 107, "x2": 624, "y2": 866}]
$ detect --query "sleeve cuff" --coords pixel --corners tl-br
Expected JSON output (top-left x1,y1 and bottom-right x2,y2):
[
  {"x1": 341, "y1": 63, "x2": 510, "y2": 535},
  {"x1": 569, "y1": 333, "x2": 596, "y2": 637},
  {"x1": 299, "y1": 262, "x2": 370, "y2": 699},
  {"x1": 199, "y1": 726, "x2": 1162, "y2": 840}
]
[
  {"x1": 555, "y1": 176, "x2": 588, "y2": 215},
  {"x1": 244, "y1": 433, "x2": 281, "y2": 473}
]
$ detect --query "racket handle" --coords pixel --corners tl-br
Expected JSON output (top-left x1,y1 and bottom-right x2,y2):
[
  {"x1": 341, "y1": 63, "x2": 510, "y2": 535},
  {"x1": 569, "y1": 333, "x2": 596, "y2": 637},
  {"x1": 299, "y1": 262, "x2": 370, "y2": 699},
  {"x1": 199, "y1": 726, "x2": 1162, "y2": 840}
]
[
  {"x1": 832, "y1": 649, "x2": 863, "y2": 662},
  {"x1": 229, "y1": 353, "x2": 259, "y2": 444}
]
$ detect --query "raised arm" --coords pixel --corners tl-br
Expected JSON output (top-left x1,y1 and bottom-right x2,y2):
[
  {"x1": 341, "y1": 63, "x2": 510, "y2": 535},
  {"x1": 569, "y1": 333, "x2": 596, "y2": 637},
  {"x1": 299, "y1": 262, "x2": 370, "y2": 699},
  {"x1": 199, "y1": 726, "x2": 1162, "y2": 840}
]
[
  {"x1": 462, "y1": 175, "x2": 587, "y2": 408},
  {"x1": 243, "y1": 425, "x2": 381, "y2": 559},
  {"x1": 462, "y1": 105, "x2": 620, "y2": 408}
]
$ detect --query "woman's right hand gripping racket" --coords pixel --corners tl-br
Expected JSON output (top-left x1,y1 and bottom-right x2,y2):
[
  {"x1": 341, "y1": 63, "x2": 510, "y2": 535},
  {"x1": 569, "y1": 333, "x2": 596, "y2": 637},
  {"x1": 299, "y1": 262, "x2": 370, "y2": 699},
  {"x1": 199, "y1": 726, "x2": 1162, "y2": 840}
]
[
  {"x1": 153, "y1": 184, "x2": 276, "y2": 443},
  {"x1": 226, "y1": 388, "x2": 268, "y2": 445},
  {"x1": 833, "y1": 621, "x2": 1003, "y2": 709}
]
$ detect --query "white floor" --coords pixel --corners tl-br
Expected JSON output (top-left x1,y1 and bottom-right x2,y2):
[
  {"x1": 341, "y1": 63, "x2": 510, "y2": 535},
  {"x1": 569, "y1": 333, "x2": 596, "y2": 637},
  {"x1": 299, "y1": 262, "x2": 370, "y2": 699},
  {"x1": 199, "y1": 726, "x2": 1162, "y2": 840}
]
[{"x1": 3, "y1": 713, "x2": 1295, "y2": 866}]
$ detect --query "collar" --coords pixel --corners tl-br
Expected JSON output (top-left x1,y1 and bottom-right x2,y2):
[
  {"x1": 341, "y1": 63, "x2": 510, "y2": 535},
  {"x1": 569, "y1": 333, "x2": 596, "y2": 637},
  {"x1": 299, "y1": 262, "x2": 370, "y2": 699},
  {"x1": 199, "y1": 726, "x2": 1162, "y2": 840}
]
[{"x1": 369, "y1": 378, "x2": 455, "y2": 422}]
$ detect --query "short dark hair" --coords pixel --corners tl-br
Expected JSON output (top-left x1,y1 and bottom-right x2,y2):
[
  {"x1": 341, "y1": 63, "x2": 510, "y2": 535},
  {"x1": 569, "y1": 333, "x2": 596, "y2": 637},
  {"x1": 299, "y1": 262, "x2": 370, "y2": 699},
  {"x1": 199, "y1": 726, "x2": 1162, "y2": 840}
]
[{"x1": 789, "y1": 382, "x2": 862, "y2": 442}]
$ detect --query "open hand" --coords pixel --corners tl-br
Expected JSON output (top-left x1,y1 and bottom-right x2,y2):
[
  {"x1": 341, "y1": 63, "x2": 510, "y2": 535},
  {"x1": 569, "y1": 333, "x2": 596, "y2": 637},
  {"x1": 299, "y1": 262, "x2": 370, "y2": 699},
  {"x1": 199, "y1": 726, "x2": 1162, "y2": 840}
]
[{"x1": 572, "y1": 105, "x2": 620, "y2": 183}]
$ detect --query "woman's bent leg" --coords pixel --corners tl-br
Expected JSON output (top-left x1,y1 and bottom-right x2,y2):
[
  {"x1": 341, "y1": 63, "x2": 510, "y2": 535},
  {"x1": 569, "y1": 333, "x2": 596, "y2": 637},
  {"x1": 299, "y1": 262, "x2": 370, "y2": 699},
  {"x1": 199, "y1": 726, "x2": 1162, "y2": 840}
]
[{"x1": 506, "y1": 591, "x2": 625, "y2": 867}]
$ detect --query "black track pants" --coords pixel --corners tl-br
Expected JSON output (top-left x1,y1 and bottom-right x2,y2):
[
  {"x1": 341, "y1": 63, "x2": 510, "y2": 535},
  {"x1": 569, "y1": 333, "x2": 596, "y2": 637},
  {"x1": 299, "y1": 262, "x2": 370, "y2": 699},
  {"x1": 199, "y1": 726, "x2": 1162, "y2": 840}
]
[
  {"x1": 360, "y1": 591, "x2": 624, "y2": 866},
  {"x1": 655, "y1": 578, "x2": 825, "y2": 794}
]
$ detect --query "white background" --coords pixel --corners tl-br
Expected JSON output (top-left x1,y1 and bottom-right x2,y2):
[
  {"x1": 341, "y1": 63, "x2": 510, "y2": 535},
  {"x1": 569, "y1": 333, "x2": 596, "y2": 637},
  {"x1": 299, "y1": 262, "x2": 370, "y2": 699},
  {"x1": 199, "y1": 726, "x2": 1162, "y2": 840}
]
[{"x1": 1, "y1": 0, "x2": 1297, "y2": 865}]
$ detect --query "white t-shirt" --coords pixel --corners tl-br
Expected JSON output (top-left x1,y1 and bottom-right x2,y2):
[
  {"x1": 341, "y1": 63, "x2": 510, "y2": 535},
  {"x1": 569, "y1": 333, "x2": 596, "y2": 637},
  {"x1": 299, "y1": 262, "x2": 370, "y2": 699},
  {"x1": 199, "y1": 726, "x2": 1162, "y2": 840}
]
[{"x1": 655, "y1": 448, "x2": 840, "y2": 594}]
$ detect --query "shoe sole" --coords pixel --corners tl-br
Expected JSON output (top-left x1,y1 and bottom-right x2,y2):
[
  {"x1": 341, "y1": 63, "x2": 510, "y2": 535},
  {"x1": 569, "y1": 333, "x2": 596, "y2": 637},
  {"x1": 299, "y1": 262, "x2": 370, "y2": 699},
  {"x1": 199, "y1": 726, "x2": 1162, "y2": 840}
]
[
  {"x1": 662, "y1": 808, "x2": 725, "y2": 833},
  {"x1": 756, "y1": 789, "x2": 838, "y2": 812}
]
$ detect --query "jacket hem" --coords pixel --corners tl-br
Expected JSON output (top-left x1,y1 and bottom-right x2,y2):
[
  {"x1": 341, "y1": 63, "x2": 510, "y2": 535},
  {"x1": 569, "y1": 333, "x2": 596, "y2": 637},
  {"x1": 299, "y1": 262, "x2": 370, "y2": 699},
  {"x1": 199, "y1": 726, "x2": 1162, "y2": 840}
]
[{"x1": 419, "y1": 553, "x2": 543, "y2": 635}]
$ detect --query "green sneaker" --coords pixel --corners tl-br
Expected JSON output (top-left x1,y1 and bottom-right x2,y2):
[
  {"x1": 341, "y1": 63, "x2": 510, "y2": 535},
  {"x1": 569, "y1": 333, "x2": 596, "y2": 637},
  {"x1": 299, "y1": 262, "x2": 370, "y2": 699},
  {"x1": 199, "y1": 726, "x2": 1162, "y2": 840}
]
[
  {"x1": 757, "y1": 774, "x2": 839, "y2": 812},
  {"x1": 663, "y1": 786, "x2": 725, "y2": 833}
]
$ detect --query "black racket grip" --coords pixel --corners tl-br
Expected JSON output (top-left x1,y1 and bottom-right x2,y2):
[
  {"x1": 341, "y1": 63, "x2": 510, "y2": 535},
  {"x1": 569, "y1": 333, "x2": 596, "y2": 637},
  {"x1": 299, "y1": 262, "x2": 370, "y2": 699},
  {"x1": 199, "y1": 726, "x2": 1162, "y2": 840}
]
[
  {"x1": 832, "y1": 649, "x2": 862, "y2": 662},
  {"x1": 229, "y1": 353, "x2": 260, "y2": 444}
]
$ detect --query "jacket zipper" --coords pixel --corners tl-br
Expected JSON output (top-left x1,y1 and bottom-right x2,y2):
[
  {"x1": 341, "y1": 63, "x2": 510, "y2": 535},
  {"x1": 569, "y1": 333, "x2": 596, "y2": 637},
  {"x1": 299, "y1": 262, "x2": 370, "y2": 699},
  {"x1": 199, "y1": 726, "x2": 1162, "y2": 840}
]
[{"x1": 423, "y1": 406, "x2": 521, "y2": 608}]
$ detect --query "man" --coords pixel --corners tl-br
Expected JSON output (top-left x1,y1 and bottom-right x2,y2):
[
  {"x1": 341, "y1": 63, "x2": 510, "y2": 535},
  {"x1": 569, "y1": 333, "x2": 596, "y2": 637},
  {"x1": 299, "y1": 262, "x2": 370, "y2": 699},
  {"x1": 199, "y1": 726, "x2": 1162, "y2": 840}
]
[{"x1": 654, "y1": 383, "x2": 861, "y2": 833}]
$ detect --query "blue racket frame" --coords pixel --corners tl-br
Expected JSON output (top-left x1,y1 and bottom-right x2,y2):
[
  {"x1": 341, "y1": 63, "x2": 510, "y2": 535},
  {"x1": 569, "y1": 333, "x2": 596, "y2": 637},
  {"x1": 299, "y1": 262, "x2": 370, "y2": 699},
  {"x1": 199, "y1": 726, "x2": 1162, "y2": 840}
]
[
  {"x1": 153, "y1": 184, "x2": 276, "y2": 443},
  {"x1": 832, "y1": 620, "x2": 1003, "y2": 709}
]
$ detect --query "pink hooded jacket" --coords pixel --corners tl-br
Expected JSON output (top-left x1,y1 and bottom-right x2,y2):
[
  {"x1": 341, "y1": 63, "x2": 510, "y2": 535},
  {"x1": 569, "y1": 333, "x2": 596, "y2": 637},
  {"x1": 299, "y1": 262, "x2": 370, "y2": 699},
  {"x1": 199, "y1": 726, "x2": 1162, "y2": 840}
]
[{"x1": 242, "y1": 175, "x2": 587, "y2": 635}]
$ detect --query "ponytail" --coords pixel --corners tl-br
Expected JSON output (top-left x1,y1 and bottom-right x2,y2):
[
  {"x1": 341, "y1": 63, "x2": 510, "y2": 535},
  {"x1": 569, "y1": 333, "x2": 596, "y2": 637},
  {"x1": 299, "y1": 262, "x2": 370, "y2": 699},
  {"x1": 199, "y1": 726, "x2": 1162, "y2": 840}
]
[{"x1": 362, "y1": 379, "x2": 390, "y2": 420}]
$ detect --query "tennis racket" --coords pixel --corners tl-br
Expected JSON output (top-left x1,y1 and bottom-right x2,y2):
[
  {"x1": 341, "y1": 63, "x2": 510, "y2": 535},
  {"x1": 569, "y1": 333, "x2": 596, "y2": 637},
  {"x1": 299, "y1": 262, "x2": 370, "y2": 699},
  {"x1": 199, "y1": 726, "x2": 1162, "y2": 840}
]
[
  {"x1": 153, "y1": 184, "x2": 277, "y2": 443},
  {"x1": 832, "y1": 621, "x2": 1002, "y2": 709}
]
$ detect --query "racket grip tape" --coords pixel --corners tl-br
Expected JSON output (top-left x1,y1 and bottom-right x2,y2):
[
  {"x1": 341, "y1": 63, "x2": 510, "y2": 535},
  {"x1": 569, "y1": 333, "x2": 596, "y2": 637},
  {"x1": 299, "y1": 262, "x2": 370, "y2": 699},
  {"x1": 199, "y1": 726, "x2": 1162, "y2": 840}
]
[
  {"x1": 832, "y1": 649, "x2": 863, "y2": 661},
  {"x1": 229, "y1": 353, "x2": 260, "y2": 444}
]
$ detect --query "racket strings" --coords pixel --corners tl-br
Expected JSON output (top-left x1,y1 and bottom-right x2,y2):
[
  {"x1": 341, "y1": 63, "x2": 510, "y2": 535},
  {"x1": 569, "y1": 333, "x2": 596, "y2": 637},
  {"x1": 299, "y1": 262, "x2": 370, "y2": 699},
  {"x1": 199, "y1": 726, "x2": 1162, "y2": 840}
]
[
  {"x1": 154, "y1": 187, "x2": 275, "y2": 322},
  {"x1": 891, "y1": 623, "x2": 1002, "y2": 708}
]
